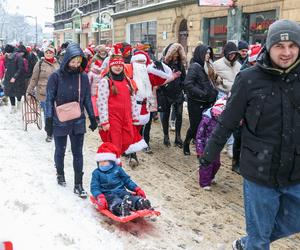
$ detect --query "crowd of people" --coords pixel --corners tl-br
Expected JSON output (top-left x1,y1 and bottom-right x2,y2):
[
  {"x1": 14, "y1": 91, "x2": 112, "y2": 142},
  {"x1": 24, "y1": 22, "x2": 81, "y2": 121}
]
[{"x1": 1, "y1": 19, "x2": 300, "y2": 250}]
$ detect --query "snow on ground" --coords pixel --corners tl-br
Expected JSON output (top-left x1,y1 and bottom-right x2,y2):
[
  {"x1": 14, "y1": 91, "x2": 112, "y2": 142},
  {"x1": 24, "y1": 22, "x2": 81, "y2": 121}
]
[{"x1": 0, "y1": 105, "x2": 123, "y2": 250}]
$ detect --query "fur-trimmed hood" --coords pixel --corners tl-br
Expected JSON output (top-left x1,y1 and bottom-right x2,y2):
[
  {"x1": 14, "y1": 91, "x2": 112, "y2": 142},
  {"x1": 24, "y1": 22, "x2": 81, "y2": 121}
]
[{"x1": 163, "y1": 43, "x2": 186, "y2": 64}]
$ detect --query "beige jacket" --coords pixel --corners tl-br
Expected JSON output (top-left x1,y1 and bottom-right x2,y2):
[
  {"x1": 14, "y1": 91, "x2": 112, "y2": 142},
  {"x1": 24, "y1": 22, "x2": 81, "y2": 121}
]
[
  {"x1": 213, "y1": 57, "x2": 241, "y2": 93},
  {"x1": 27, "y1": 58, "x2": 59, "y2": 101}
]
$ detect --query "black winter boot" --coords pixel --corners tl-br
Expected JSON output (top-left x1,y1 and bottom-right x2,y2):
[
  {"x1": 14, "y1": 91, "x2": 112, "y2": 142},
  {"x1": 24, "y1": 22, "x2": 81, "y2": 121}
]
[
  {"x1": 57, "y1": 174, "x2": 66, "y2": 186},
  {"x1": 113, "y1": 195, "x2": 132, "y2": 217},
  {"x1": 163, "y1": 135, "x2": 171, "y2": 147},
  {"x1": 73, "y1": 184, "x2": 87, "y2": 198},
  {"x1": 129, "y1": 153, "x2": 139, "y2": 168},
  {"x1": 183, "y1": 140, "x2": 191, "y2": 155},
  {"x1": 74, "y1": 172, "x2": 87, "y2": 198},
  {"x1": 135, "y1": 198, "x2": 152, "y2": 210},
  {"x1": 174, "y1": 132, "x2": 183, "y2": 148}
]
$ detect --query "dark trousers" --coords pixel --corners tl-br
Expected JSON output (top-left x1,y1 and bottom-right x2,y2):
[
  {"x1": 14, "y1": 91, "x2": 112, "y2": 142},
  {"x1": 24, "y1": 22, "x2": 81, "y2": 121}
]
[
  {"x1": 9, "y1": 96, "x2": 22, "y2": 106},
  {"x1": 106, "y1": 190, "x2": 140, "y2": 215},
  {"x1": 162, "y1": 102, "x2": 183, "y2": 138},
  {"x1": 54, "y1": 133, "x2": 84, "y2": 184},
  {"x1": 233, "y1": 126, "x2": 242, "y2": 167},
  {"x1": 184, "y1": 99, "x2": 208, "y2": 143},
  {"x1": 141, "y1": 112, "x2": 154, "y2": 146}
]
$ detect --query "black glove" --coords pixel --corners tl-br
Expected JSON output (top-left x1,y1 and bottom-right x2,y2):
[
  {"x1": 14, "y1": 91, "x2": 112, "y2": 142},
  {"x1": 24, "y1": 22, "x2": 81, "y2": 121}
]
[
  {"x1": 89, "y1": 116, "x2": 98, "y2": 131},
  {"x1": 45, "y1": 118, "x2": 53, "y2": 136},
  {"x1": 199, "y1": 156, "x2": 210, "y2": 168}
]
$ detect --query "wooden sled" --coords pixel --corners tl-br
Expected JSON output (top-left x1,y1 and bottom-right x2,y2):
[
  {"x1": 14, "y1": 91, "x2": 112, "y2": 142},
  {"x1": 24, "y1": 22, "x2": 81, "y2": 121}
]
[
  {"x1": 22, "y1": 94, "x2": 42, "y2": 131},
  {"x1": 90, "y1": 196, "x2": 160, "y2": 223}
]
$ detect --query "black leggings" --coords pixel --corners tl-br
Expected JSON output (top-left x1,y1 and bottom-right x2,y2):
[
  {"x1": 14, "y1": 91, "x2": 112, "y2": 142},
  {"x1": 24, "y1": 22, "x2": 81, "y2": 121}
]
[
  {"x1": 9, "y1": 96, "x2": 22, "y2": 106},
  {"x1": 162, "y1": 102, "x2": 183, "y2": 136},
  {"x1": 184, "y1": 99, "x2": 209, "y2": 143}
]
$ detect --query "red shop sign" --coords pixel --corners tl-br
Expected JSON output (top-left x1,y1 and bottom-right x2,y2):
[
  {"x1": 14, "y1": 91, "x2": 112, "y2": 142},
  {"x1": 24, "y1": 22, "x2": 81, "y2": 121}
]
[
  {"x1": 250, "y1": 19, "x2": 275, "y2": 32},
  {"x1": 211, "y1": 24, "x2": 227, "y2": 34}
]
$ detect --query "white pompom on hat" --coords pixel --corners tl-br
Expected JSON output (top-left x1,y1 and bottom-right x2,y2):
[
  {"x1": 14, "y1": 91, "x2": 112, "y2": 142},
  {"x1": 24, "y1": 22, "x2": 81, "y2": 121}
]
[{"x1": 95, "y1": 142, "x2": 121, "y2": 164}]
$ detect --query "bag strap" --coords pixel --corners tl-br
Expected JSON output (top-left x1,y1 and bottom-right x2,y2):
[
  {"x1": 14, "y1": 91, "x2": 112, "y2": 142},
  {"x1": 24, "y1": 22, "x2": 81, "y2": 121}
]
[{"x1": 78, "y1": 74, "x2": 81, "y2": 102}]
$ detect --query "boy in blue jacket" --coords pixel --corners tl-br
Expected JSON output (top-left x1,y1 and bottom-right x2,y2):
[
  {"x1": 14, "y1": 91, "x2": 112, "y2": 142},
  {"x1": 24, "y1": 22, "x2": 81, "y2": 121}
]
[{"x1": 90, "y1": 142, "x2": 151, "y2": 216}]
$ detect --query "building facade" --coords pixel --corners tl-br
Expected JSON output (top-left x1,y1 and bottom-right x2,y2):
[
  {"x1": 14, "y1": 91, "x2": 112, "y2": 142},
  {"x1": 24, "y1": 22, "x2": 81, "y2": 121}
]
[
  {"x1": 53, "y1": 0, "x2": 115, "y2": 48},
  {"x1": 112, "y1": 0, "x2": 300, "y2": 59}
]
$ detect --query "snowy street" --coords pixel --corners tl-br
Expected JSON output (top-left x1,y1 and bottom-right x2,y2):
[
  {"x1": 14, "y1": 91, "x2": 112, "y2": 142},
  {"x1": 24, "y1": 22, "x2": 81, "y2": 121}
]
[{"x1": 0, "y1": 105, "x2": 299, "y2": 250}]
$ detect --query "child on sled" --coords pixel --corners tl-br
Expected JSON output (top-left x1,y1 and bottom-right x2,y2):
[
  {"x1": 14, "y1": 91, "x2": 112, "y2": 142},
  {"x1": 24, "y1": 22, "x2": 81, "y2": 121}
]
[{"x1": 90, "y1": 142, "x2": 152, "y2": 217}]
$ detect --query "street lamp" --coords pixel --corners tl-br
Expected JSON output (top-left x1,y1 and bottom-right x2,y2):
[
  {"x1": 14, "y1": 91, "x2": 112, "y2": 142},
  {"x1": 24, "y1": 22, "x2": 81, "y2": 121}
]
[
  {"x1": 98, "y1": 0, "x2": 101, "y2": 44},
  {"x1": 25, "y1": 15, "x2": 38, "y2": 45}
]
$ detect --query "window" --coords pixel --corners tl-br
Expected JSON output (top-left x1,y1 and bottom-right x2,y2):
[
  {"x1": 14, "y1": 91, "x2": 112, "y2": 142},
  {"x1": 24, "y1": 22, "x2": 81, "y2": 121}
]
[
  {"x1": 208, "y1": 16, "x2": 227, "y2": 57},
  {"x1": 247, "y1": 10, "x2": 276, "y2": 44},
  {"x1": 129, "y1": 21, "x2": 157, "y2": 50}
]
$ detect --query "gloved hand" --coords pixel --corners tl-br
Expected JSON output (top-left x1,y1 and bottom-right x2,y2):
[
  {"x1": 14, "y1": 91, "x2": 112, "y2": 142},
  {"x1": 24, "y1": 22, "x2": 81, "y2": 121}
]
[
  {"x1": 45, "y1": 118, "x2": 53, "y2": 136},
  {"x1": 199, "y1": 156, "x2": 210, "y2": 168},
  {"x1": 89, "y1": 116, "x2": 98, "y2": 131},
  {"x1": 134, "y1": 187, "x2": 146, "y2": 198},
  {"x1": 97, "y1": 194, "x2": 108, "y2": 210}
]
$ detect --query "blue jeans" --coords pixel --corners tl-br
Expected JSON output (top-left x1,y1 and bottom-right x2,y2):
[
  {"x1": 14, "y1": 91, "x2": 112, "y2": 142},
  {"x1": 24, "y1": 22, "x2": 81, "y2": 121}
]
[
  {"x1": 241, "y1": 179, "x2": 300, "y2": 250},
  {"x1": 54, "y1": 133, "x2": 84, "y2": 184}
]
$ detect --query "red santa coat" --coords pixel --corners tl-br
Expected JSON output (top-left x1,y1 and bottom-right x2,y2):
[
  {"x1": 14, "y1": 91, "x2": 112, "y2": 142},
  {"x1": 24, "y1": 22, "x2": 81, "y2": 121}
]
[{"x1": 97, "y1": 77, "x2": 147, "y2": 154}]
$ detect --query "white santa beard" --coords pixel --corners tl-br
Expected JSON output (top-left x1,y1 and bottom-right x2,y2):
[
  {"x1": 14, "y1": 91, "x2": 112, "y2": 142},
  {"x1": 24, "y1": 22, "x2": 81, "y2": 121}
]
[{"x1": 132, "y1": 63, "x2": 152, "y2": 99}]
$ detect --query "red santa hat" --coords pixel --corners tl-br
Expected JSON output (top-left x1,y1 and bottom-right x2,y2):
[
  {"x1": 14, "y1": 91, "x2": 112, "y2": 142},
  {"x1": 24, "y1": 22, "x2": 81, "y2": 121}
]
[
  {"x1": 248, "y1": 44, "x2": 262, "y2": 62},
  {"x1": 95, "y1": 142, "x2": 121, "y2": 164},
  {"x1": 131, "y1": 50, "x2": 151, "y2": 65},
  {"x1": 109, "y1": 54, "x2": 125, "y2": 67}
]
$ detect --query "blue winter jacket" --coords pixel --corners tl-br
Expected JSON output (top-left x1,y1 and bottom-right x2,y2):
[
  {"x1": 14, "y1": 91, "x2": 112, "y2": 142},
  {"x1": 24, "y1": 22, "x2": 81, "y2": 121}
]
[
  {"x1": 90, "y1": 163, "x2": 138, "y2": 198},
  {"x1": 45, "y1": 43, "x2": 95, "y2": 136}
]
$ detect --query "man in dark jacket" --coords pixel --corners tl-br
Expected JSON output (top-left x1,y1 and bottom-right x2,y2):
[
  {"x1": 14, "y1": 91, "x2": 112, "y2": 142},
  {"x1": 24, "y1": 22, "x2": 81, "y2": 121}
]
[
  {"x1": 200, "y1": 20, "x2": 300, "y2": 250},
  {"x1": 45, "y1": 43, "x2": 98, "y2": 198}
]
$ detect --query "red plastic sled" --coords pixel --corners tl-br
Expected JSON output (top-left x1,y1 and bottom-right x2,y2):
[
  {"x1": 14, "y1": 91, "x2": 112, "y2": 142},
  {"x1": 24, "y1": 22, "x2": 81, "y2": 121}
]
[{"x1": 90, "y1": 196, "x2": 160, "y2": 223}]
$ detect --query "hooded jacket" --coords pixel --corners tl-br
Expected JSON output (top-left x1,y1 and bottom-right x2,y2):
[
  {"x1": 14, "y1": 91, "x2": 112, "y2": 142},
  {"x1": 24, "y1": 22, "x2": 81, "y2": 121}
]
[
  {"x1": 213, "y1": 42, "x2": 241, "y2": 93},
  {"x1": 202, "y1": 47, "x2": 300, "y2": 187},
  {"x1": 45, "y1": 43, "x2": 94, "y2": 136},
  {"x1": 183, "y1": 45, "x2": 217, "y2": 104}
]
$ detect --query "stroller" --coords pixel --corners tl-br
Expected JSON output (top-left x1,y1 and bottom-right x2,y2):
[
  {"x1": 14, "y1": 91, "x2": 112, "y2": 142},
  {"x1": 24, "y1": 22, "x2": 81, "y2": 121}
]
[
  {"x1": 0, "y1": 85, "x2": 8, "y2": 106},
  {"x1": 22, "y1": 93, "x2": 42, "y2": 131}
]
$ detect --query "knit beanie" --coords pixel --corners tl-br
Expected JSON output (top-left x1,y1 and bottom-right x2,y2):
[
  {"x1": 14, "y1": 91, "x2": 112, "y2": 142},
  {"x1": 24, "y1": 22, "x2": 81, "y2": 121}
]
[
  {"x1": 238, "y1": 40, "x2": 249, "y2": 50},
  {"x1": 266, "y1": 19, "x2": 300, "y2": 51}
]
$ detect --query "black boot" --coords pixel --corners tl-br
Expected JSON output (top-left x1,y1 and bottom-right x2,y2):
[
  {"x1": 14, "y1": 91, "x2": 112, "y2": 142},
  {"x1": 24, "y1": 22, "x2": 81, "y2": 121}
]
[
  {"x1": 74, "y1": 172, "x2": 87, "y2": 198},
  {"x1": 135, "y1": 198, "x2": 152, "y2": 210},
  {"x1": 163, "y1": 135, "x2": 171, "y2": 147},
  {"x1": 129, "y1": 153, "x2": 139, "y2": 168},
  {"x1": 174, "y1": 132, "x2": 183, "y2": 148},
  {"x1": 232, "y1": 159, "x2": 241, "y2": 175},
  {"x1": 57, "y1": 174, "x2": 66, "y2": 186},
  {"x1": 112, "y1": 195, "x2": 132, "y2": 217},
  {"x1": 73, "y1": 184, "x2": 87, "y2": 198},
  {"x1": 183, "y1": 139, "x2": 191, "y2": 155}
]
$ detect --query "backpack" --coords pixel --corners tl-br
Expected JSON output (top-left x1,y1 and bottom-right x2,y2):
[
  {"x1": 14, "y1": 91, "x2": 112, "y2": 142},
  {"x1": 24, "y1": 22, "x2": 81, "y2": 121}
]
[{"x1": 15, "y1": 53, "x2": 29, "y2": 73}]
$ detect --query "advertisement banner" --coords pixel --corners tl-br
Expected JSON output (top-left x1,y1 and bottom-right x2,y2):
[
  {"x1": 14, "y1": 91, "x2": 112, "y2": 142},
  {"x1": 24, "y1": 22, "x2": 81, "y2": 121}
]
[{"x1": 198, "y1": 0, "x2": 234, "y2": 6}]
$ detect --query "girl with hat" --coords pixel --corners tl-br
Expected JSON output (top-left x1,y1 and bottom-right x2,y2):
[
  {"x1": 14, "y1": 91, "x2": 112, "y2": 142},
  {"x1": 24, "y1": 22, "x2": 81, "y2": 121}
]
[{"x1": 97, "y1": 54, "x2": 147, "y2": 160}]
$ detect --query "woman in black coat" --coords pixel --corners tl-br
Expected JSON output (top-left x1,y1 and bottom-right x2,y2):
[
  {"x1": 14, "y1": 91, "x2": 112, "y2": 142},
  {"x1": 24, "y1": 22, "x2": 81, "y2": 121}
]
[
  {"x1": 45, "y1": 43, "x2": 98, "y2": 198},
  {"x1": 182, "y1": 44, "x2": 218, "y2": 155},
  {"x1": 3, "y1": 44, "x2": 27, "y2": 113}
]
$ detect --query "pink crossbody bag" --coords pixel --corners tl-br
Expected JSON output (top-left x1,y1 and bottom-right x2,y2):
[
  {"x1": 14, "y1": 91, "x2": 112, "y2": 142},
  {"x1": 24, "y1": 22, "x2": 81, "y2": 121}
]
[{"x1": 55, "y1": 76, "x2": 82, "y2": 122}]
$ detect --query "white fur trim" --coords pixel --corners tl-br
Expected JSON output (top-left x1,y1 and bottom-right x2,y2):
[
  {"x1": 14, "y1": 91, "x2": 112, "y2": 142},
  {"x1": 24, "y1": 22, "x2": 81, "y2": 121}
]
[
  {"x1": 248, "y1": 54, "x2": 258, "y2": 62},
  {"x1": 147, "y1": 62, "x2": 172, "y2": 79},
  {"x1": 131, "y1": 54, "x2": 147, "y2": 63},
  {"x1": 138, "y1": 113, "x2": 150, "y2": 125},
  {"x1": 95, "y1": 152, "x2": 117, "y2": 162},
  {"x1": 125, "y1": 139, "x2": 148, "y2": 154}
]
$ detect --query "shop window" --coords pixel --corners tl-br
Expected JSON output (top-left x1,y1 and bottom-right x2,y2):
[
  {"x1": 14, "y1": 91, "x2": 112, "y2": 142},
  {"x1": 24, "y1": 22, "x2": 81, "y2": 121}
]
[
  {"x1": 208, "y1": 16, "x2": 227, "y2": 57},
  {"x1": 129, "y1": 21, "x2": 157, "y2": 50},
  {"x1": 247, "y1": 10, "x2": 276, "y2": 45}
]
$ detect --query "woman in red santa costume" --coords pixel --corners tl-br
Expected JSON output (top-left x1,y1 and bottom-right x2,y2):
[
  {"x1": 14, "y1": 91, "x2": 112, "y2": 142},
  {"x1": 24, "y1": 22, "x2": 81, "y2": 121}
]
[{"x1": 97, "y1": 54, "x2": 147, "y2": 166}]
